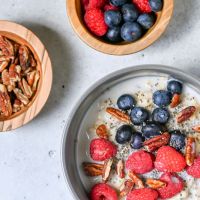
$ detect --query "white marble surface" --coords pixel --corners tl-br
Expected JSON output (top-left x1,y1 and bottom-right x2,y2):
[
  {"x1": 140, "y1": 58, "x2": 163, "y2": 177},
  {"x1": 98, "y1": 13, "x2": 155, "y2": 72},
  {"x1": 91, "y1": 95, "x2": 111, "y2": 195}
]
[{"x1": 0, "y1": 0, "x2": 200, "y2": 199}]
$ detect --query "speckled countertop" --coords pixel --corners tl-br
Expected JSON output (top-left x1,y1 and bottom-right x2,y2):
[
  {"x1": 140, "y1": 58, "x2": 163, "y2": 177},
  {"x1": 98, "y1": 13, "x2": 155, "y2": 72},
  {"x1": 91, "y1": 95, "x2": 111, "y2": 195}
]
[{"x1": 0, "y1": 0, "x2": 200, "y2": 200}]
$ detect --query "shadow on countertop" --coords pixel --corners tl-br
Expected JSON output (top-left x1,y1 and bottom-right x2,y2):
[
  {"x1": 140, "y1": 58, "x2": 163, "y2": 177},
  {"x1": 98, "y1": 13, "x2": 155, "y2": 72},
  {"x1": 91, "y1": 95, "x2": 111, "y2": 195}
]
[{"x1": 20, "y1": 22, "x2": 74, "y2": 120}]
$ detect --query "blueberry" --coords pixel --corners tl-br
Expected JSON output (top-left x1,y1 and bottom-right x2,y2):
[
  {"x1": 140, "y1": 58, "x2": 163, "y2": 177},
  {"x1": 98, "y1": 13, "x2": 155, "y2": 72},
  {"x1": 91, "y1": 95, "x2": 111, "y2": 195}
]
[
  {"x1": 130, "y1": 132, "x2": 145, "y2": 149},
  {"x1": 149, "y1": 0, "x2": 163, "y2": 12},
  {"x1": 170, "y1": 130, "x2": 186, "y2": 151},
  {"x1": 152, "y1": 107, "x2": 170, "y2": 124},
  {"x1": 167, "y1": 80, "x2": 183, "y2": 95},
  {"x1": 106, "y1": 27, "x2": 122, "y2": 42},
  {"x1": 142, "y1": 122, "x2": 163, "y2": 139},
  {"x1": 137, "y1": 13, "x2": 156, "y2": 29},
  {"x1": 121, "y1": 22, "x2": 143, "y2": 42},
  {"x1": 104, "y1": 10, "x2": 122, "y2": 28},
  {"x1": 110, "y1": 0, "x2": 128, "y2": 6},
  {"x1": 117, "y1": 94, "x2": 136, "y2": 110},
  {"x1": 115, "y1": 124, "x2": 133, "y2": 144},
  {"x1": 121, "y1": 4, "x2": 139, "y2": 22},
  {"x1": 130, "y1": 107, "x2": 149, "y2": 125},
  {"x1": 153, "y1": 90, "x2": 172, "y2": 107}
]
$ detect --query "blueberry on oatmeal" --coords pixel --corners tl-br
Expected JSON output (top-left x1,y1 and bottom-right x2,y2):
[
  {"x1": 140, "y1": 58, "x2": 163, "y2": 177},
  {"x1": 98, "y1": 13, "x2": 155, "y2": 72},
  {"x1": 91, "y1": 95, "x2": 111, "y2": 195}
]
[
  {"x1": 152, "y1": 107, "x2": 170, "y2": 124},
  {"x1": 167, "y1": 80, "x2": 183, "y2": 95},
  {"x1": 130, "y1": 132, "x2": 145, "y2": 149},
  {"x1": 169, "y1": 130, "x2": 186, "y2": 151},
  {"x1": 115, "y1": 124, "x2": 133, "y2": 144},
  {"x1": 130, "y1": 106, "x2": 149, "y2": 125},
  {"x1": 142, "y1": 122, "x2": 163, "y2": 138},
  {"x1": 153, "y1": 90, "x2": 172, "y2": 107},
  {"x1": 117, "y1": 94, "x2": 136, "y2": 110}
]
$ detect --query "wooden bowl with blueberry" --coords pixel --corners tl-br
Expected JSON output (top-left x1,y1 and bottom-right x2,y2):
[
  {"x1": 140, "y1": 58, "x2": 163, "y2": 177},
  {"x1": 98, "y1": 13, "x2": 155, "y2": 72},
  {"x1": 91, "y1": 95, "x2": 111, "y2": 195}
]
[{"x1": 67, "y1": 0, "x2": 174, "y2": 55}]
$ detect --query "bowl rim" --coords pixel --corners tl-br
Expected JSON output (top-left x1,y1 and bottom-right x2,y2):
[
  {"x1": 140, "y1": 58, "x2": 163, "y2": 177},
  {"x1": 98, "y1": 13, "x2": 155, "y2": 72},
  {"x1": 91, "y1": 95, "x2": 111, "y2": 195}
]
[
  {"x1": 61, "y1": 65, "x2": 200, "y2": 200},
  {"x1": 66, "y1": 0, "x2": 174, "y2": 55},
  {"x1": 0, "y1": 20, "x2": 53, "y2": 131}
]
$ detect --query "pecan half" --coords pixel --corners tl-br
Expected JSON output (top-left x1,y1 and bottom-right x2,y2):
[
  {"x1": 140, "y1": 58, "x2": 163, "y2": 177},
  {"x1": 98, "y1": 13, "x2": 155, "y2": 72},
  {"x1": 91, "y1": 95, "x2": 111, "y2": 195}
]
[
  {"x1": 116, "y1": 160, "x2": 125, "y2": 179},
  {"x1": 21, "y1": 78, "x2": 33, "y2": 98},
  {"x1": 177, "y1": 106, "x2": 196, "y2": 123},
  {"x1": 82, "y1": 162, "x2": 104, "y2": 176},
  {"x1": 119, "y1": 180, "x2": 134, "y2": 197},
  {"x1": 13, "y1": 99, "x2": 24, "y2": 113},
  {"x1": 0, "y1": 35, "x2": 14, "y2": 56},
  {"x1": 32, "y1": 71, "x2": 40, "y2": 92},
  {"x1": 13, "y1": 88, "x2": 29, "y2": 105},
  {"x1": 192, "y1": 125, "x2": 200, "y2": 133},
  {"x1": 96, "y1": 124, "x2": 109, "y2": 139},
  {"x1": 0, "y1": 60, "x2": 9, "y2": 72},
  {"x1": 27, "y1": 70, "x2": 36, "y2": 86},
  {"x1": 0, "y1": 84, "x2": 12, "y2": 117},
  {"x1": 102, "y1": 158, "x2": 113, "y2": 182},
  {"x1": 9, "y1": 64, "x2": 21, "y2": 82},
  {"x1": 185, "y1": 137, "x2": 196, "y2": 166},
  {"x1": 144, "y1": 132, "x2": 170, "y2": 152},
  {"x1": 146, "y1": 178, "x2": 166, "y2": 189},
  {"x1": 19, "y1": 45, "x2": 30, "y2": 70},
  {"x1": 106, "y1": 107, "x2": 130, "y2": 123},
  {"x1": 170, "y1": 94, "x2": 181, "y2": 108},
  {"x1": 128, "y1": 171, "x2": 144, "y2": 188}
]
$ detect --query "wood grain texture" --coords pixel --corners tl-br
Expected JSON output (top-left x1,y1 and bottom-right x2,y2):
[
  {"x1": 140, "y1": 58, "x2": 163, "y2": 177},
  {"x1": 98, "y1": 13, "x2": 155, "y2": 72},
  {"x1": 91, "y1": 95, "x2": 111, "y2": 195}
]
[
  {"x1": 0, "y1": 20, "x2": 52, "y2": 131},
  {"x1": 66, "y1": 0, "x2": 174, "y2": 55}
]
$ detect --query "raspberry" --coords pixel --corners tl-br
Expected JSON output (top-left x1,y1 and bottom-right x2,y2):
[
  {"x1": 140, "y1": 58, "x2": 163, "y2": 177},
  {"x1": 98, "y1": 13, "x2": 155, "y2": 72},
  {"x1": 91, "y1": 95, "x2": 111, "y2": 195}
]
[
  {"x1": 126, "y1": 150, "x2": 154, "y2": 174},
  {"x1": 104, "y1": 4, "x2": 119, "y2": 11},
  {"x1": 132, "y1": 0, "x2": 152, "y2": 13},
  {"x1": 88, "y1": 0, "x2": 108, "y2": 9},
  {"x1": 84, "y1": 8, "x2": 108, "y2": 36},
  {"x1": 81, "y1": 0, "x2": 89, "y2": 11},
  {"x1": 157, "y1": 173, "x2": 184, "y2": 199},
  {"x1": 186, "y1": 156, "x2": 200, "y2": 178},
  {"x1": 90, "y1": 138, "x2": 117, "y2": 161},
  {"x1": 127, "y1": 188, "x2": 158, "y2": 200},
  {"x1": 155, "y1": 146, "x2": 186, "y2": 172},
  {"x1": 90, "y1": 183, "x2": 118, "y2": 200}
]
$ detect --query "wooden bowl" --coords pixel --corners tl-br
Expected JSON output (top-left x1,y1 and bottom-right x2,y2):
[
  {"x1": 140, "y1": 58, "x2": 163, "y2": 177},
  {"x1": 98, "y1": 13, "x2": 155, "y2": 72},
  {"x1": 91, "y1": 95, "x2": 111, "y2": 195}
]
[
  {"x1": 66, "y1": 0, "x2": 174, "y2": 55},
  {"x1": 0, "y1": 20, "x2": 52, "y2": 131}
]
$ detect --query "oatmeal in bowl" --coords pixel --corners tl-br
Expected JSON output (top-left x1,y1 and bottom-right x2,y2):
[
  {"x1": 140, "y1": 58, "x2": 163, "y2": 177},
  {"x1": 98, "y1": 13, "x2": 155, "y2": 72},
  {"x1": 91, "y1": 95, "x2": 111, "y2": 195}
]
[{"x1": 62, "y1": 66, "x2": 200, "y2": 200}]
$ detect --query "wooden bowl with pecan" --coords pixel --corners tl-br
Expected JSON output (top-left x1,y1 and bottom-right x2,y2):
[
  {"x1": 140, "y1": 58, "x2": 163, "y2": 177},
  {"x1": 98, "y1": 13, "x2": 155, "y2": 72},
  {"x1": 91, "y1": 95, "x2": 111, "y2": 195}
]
[{"x1": 0, "y1": 20, "x2": 52, "y2": 131}]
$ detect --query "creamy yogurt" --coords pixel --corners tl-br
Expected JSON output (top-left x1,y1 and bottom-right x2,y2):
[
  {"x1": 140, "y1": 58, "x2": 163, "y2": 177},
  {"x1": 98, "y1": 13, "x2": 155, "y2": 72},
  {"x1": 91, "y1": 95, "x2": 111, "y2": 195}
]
[{"x1": 76, "y1": 76, "x2": 200, "y2": 199}]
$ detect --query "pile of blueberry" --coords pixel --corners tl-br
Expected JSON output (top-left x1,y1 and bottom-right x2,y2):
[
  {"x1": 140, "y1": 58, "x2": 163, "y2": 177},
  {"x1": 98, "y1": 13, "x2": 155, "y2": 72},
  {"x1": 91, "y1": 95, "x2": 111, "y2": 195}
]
[
  {"x1": 105, "y1": 0, "x2": 163, "y2": 42},
  {"x1": 115, "y1": 79, "x2": 186, "y2": 151}
]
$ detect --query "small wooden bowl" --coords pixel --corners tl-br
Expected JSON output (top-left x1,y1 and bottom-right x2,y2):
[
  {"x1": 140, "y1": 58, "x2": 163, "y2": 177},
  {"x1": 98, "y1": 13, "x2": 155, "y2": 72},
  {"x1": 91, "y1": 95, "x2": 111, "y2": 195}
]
[
  {"x1": 0, "y1": 20, "x2": 52, "y2": 131},
  {"x1": 66, "y1": 0, "x2": 174, "y2": 55}
]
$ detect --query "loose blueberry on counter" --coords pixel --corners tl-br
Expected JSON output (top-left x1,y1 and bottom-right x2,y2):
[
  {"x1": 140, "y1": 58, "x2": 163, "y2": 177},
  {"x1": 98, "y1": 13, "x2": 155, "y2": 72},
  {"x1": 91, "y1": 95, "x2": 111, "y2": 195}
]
[
  {"x1": 117, "y1": 94, "x2": 136, "y2": 110},
  {"x1": 130, "y1": 107, "x2": 149, "y2": 125},
  {"x1": 167, "y1": 80, "x2": 183, "y2": 95},
  {"x1": 130, "y1": 132, "x2": 145, "y2": 149},
  {"x1": 153, "y1": 90, "x2": 172, "y2": 107},
  {"x1": 152, "y1": 107, "x2": 170, "y2": 124},
  {"x1": 149, "y1": 0, "x2": 163, "y2": 12},
  {"x1": 121, "y1": 22, "x2": 143, "y2": 42},
  {"x1": 142, "y1": 122, "x2": 163, "y2": 139},
  {"x1": 169, "y1": 130, "x2": 186, "y2": 151},
  {"x1": 137, "y1": 13, "x2": 156, "y2": 30},
  {"x1": 110, "y1": 0, "x2": 128, "y2": 6},
  {"x1": 106, "y1": 27, "x2": 122, "y2": 42},
  {"x1": 104, "y1": 10, "x2": 122, "y2": 28},
  {"x1": 115, "y1": 124, "x2": 133, "y2": 144},
  {"x1": 121, "y1": 4, "x2": 139, "y2": 22}
]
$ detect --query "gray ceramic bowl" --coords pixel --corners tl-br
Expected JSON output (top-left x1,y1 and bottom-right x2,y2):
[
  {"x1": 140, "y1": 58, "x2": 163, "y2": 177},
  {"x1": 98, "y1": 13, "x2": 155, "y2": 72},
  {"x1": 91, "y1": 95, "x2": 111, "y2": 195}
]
[{"x1": 62, "y1": 65, "x2": 200, "y2": 199}]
